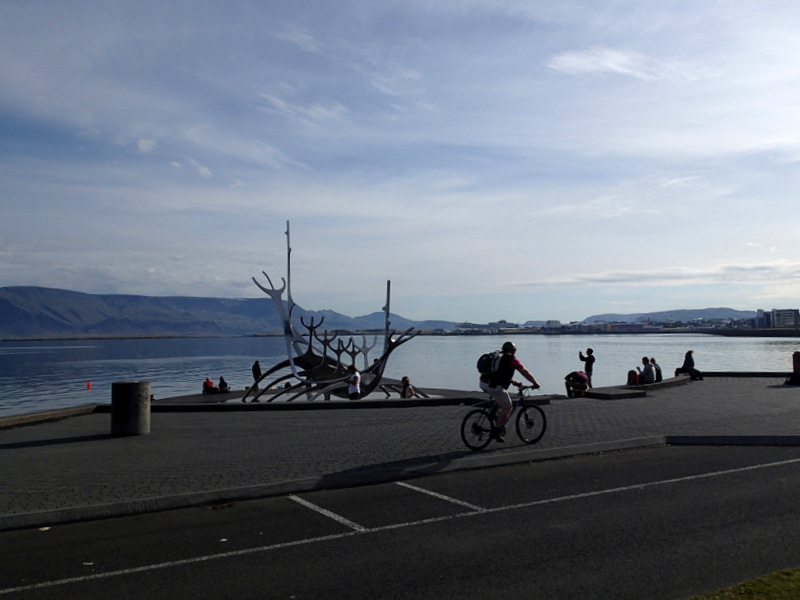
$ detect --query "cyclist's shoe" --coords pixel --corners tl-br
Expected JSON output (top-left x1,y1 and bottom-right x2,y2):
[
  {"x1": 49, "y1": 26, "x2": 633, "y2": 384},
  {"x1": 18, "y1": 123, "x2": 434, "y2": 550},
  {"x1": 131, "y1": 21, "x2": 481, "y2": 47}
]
[{"x1": 491, "y1": 427, "x2": 505, "y2": 443}]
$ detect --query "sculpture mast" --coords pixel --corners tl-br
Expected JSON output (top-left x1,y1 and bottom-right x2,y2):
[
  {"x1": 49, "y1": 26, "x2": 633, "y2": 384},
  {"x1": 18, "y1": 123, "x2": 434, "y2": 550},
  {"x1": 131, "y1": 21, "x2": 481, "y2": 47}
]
[
  {"x1": 383, "y1": 280, "x2": 391, "y2": 354},
  {"x1": 284, "y1": 220, "x2": 305, "y2": 356},
  {"x1": 285, "y1": 220, "x2": 293, "y2": 316}
]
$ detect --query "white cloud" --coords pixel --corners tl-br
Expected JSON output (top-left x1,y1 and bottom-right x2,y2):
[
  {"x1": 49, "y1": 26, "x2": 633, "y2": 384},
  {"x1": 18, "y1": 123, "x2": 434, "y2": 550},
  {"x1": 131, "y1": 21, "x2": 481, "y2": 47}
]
[
  {"x1": 536, "y1": 263, "x2": 800, "y2": 288},
  {"x1": 137, "y1": 139, "x2": 157, "y2": 153},
  {"x1": 547, "y1": 46, "x2": 696, "y2": 81},
  {"x1": 274, "y1": 28, "x2": 324, "y2": 54},
  {"x1": 186, "y1": 159, "x2": 212, "y2": 179},
  {"x1": 258, "y1": 93, "x2": 351, "y2": 126},
  {"x1": 169, "y1": 158, "x2": 212, "y2": 179}
]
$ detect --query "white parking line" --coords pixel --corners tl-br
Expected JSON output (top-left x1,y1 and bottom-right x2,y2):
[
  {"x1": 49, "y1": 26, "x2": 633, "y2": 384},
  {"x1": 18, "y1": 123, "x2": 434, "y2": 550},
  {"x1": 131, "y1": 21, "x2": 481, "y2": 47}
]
[
  {"x1": 4, "y1": 455, "x2": 800, "y2": 596},
  {"x1": 395, "y1": 481, "x2": 486, "y2": 512},
  {"x1": 288, "y1": 494, "x2": 366, "y2": 531},
  {"x1": 0, "y1": 531, "x2": 363, "y2": 596}
]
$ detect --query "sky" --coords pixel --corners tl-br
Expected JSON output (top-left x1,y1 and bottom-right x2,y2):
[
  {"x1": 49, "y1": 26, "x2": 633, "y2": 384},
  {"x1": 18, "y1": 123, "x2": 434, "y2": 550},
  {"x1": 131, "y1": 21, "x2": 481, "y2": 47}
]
[{"x1": 3, "y1": 1, "x2": 800, "y2": 324}]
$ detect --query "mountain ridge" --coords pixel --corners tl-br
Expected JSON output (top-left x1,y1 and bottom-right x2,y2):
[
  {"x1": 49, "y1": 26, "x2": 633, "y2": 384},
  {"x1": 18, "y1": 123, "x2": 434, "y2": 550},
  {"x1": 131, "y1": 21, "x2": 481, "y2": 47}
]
[
  {"x1": 584, "y1": 307, "x2": 757, "y2": 323},
  {"x1": 0, "y1": 286, "x2": 454, "y2": 339},
  {"x1": 0, "y1": 286, "x2": 758, "y2": 339}
]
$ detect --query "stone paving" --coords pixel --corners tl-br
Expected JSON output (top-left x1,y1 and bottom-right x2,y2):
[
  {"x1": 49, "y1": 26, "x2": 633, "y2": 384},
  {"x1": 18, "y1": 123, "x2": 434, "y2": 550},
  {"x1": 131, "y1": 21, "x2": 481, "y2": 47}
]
[{"x1": 1, "y1": 376, "x2": 799, "y2": 531}]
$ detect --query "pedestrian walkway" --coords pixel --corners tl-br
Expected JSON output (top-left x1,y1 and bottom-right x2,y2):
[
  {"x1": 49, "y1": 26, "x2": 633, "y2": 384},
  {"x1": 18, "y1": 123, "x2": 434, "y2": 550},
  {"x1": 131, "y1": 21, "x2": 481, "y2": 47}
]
[{"x1": 1, "y1": 376, "x2": 799, "y2": 532}]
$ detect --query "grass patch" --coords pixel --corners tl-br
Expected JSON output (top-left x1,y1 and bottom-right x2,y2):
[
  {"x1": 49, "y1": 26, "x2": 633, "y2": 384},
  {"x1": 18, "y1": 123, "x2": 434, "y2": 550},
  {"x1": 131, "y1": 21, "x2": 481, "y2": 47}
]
[{"x1": 688, "y1": 568, "x2": 800, "y2": 599}]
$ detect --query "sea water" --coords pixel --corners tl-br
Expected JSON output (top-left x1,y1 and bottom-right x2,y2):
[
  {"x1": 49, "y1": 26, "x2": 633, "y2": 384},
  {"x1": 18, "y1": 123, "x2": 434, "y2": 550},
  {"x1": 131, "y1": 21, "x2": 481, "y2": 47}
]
[{"x1": 1, "y1": 333, "x2": 799, "y2": 417}]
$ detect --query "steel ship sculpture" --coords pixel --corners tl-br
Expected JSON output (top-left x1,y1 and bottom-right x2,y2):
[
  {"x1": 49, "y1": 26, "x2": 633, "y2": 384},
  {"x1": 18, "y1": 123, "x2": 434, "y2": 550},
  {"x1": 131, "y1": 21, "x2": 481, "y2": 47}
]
[{"x1": 242, "y1": 221, "x2": 419, "y2": 402}]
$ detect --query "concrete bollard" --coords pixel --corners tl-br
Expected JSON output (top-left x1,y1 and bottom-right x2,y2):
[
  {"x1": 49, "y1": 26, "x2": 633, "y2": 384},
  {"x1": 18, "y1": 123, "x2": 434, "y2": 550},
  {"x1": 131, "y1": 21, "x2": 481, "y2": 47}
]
[{"x1": 111, "y1": 381, "x2": 151, "y2": 436}]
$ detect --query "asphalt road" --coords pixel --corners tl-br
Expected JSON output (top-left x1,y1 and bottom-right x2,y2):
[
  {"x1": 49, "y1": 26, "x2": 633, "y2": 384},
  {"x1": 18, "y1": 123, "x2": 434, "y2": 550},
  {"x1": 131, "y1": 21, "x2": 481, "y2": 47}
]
[{"x1": 4, "y1": 444, "x2": 800, "y2": 600}]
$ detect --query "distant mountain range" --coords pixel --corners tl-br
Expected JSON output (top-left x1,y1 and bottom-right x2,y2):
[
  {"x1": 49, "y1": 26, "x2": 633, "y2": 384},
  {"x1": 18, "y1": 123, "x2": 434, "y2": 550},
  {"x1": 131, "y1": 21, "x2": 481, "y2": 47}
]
[
  {"x1": 0, "y1": 286, "x2": 453, "y2": 339},
  {"x1": 583, "y1": 308, "x2": 757, "y2": 323},
  {"x1": 0, "y1": 286, "x2": 758, "y2": 340}
]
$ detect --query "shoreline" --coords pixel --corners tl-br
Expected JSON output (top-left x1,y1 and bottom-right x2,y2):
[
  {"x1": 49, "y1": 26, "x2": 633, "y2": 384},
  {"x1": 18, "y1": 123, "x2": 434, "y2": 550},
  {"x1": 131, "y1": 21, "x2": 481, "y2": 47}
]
[{"x1": 4, "y1": 329, "x2": 800, "y2": 343}]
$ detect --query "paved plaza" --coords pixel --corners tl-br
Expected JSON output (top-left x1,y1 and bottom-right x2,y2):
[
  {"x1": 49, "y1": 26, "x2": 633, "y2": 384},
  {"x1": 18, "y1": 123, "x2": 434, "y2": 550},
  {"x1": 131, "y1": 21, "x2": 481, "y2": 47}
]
[{"x1": 1, "y1": 376, "x2": 799, "y2": 531}]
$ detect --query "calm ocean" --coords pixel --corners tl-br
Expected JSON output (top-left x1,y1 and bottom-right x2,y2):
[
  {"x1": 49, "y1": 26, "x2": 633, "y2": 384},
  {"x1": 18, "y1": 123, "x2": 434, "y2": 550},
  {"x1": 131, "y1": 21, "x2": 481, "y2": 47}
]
[{"x1": 1, "y1": 333, "x2": 799, "y2": 417}]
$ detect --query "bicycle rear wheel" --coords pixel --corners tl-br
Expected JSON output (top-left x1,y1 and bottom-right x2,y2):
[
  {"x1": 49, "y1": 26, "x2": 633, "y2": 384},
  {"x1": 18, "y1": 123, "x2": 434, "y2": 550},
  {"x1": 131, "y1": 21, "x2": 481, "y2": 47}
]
[
  {"x1": 461, "y1": 408, "x2": 493, "y2": 450},
  {"x1": 516, "y1": 405, "x2": 547, "y2": 444}
]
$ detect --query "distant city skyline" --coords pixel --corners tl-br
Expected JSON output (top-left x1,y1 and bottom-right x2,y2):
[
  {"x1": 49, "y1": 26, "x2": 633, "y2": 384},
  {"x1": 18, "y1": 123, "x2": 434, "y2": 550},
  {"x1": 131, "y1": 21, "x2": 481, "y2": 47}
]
[{"x1": 3, "y1": 2, "x2": 800, "y2": 323}]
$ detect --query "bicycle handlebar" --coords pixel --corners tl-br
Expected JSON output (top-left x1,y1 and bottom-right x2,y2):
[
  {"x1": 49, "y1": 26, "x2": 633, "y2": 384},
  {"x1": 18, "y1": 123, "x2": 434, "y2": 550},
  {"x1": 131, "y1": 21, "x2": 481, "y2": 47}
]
[{"x1": 514, "y1": 382, "x2": 540, "y2": 391}]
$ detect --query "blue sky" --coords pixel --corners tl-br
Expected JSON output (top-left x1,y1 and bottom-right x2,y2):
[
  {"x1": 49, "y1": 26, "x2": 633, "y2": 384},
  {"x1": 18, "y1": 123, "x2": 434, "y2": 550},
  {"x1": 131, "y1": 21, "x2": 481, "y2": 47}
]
[{"x1": 2, "y1": 1, "x2": 800, "y2": 323}]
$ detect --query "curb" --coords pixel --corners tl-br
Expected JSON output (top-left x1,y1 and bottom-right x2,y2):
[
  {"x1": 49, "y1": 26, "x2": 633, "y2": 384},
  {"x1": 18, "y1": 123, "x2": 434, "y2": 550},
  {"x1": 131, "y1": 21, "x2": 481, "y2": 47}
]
[{"x1": 667, "y1": 435, "x2": 800, "y2": 446}]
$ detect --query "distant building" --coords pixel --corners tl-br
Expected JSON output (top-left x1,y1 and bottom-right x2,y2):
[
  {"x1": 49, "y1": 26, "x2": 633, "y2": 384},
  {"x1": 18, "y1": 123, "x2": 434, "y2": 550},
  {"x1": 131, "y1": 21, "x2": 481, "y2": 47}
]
[
  {"x1": 456, "y1": 322, "x2": 493, "y2": 332},
  {"x1": 489, "y1": 319, "x2": 519, "y2": 329},
  {"x1": 772, "y1": 309, "x2": 799, "y2": 328},
  {"x1": 455, "y1": 320, "x2": 519, "y2": 334},
  {"x1": 756, "y1": 308, "x2": 800, "y2": 329},
  {"x1": 608, "y1": 322, "x2": 663, "y2": 333}
]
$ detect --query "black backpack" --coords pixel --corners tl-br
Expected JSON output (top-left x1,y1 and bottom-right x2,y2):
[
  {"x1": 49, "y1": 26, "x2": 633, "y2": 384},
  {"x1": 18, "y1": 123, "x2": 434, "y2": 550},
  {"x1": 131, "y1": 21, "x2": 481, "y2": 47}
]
[{"x1": 476, "y1": 350, "x2": 502, "y2": 376}]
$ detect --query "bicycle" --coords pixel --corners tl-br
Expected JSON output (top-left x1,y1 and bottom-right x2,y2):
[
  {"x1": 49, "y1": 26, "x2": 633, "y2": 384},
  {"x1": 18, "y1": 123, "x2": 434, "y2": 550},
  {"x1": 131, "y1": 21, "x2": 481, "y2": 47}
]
[{"x1": 460, "y1": 383, "x2": 547, "y2": 450}]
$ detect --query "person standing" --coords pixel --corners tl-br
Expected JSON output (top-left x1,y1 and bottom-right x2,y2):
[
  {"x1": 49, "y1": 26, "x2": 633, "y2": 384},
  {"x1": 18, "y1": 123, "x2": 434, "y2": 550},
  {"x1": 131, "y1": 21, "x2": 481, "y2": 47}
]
[
  {"x1": 247, "y1": 360, "x2": 262, "y2": 403},
  {"x1": 479, "y1": 341, "x2": 540, "y2": 442},
  {"x1": 579, "y1": 348, "x2": 595, "y2": 387},
  {"x1": 400, "y1": 376, "x2": 419, "y2": 398},
  {"x1": 345, "y1": 365, "x2": 361, "y2": 400}
]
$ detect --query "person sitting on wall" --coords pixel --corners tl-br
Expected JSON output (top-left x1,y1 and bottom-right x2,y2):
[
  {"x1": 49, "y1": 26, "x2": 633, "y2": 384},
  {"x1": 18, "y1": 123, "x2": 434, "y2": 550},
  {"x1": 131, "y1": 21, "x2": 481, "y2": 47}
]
[
  {"x1": 202, "y1": 378, "x2": 219, "y2": 394},
  {"x1": 218, "y1": 376, "x2": 230, "y2": 393},
  {"x1": 650, "y1": 357, "x2": 663, "y2": 382},
  {"x1": 564, "y1": 371, "x2": 590, "y2": 397},
  {"x1": 637, "y1": 356, "x2": 656, "y2": 384},
  {"x1": 674, "y1": 350, "x2": 703, "y2": 380}
]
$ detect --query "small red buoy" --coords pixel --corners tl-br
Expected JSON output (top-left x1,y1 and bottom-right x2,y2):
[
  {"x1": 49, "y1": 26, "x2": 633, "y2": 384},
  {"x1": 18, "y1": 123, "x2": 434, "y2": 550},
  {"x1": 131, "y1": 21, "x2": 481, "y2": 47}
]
[{"x1": 86, "y1": 382, "x2": 92, "y2": 390}]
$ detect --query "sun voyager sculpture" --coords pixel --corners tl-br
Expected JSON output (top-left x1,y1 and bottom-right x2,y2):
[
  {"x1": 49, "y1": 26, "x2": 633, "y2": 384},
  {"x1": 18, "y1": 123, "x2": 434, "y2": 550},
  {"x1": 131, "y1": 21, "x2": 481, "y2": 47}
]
[{"x1": 242, "y1": 221, "x2": 420, "y2": 402}]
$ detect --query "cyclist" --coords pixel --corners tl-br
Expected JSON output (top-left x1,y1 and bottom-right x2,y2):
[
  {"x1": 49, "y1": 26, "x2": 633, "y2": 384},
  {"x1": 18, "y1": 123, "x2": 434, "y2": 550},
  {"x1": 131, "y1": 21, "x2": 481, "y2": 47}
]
[{"x1": 479, "y1": 341, "x2": 540, "y2": 442}]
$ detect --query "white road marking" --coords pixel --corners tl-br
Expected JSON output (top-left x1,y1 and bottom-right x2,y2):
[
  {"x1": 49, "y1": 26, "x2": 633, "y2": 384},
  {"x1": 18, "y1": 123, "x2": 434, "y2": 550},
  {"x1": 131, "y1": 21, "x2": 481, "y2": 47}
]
[
  {"x1": 0, "y1": 531, "x2": 363, "y2": 596},
  {"x1": 287, "y1": 494, "x2": 366, "y2": 531},
  {"x1": 395, "y1": 481, "x2": 486, "y2": 512},
  {"x1": 4, "y1": 455, "x2": 800, "y2": 595}
]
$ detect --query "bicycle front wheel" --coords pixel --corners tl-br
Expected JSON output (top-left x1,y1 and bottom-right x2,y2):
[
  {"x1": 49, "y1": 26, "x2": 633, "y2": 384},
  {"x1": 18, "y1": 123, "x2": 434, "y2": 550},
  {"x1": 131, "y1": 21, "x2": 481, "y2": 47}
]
[
  {"x1": 461, "y1": 408, "x2": 493, "y2": 450},
  {"x1": 516, "y1": 405, "x2": 547, "y2": 444}
]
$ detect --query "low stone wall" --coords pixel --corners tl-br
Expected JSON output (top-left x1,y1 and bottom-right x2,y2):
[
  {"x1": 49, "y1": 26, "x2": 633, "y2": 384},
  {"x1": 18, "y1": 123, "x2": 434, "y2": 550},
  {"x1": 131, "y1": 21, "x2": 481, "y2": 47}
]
[
  {"x1": 0, "y1": 404, "x2": 100, "y2": 430},
  {"x1": 702, "y1": 371, "x2": 791, "y2": 378},
  {"x1": 585, "y1": 388, "x2": 646, "y2": 400},
  {"x1": 586, "y1": 375, "x2": 691, "y2": 400},
  {"x1": 583, "y1": 371, "x2": 793, "y2": 401}
]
